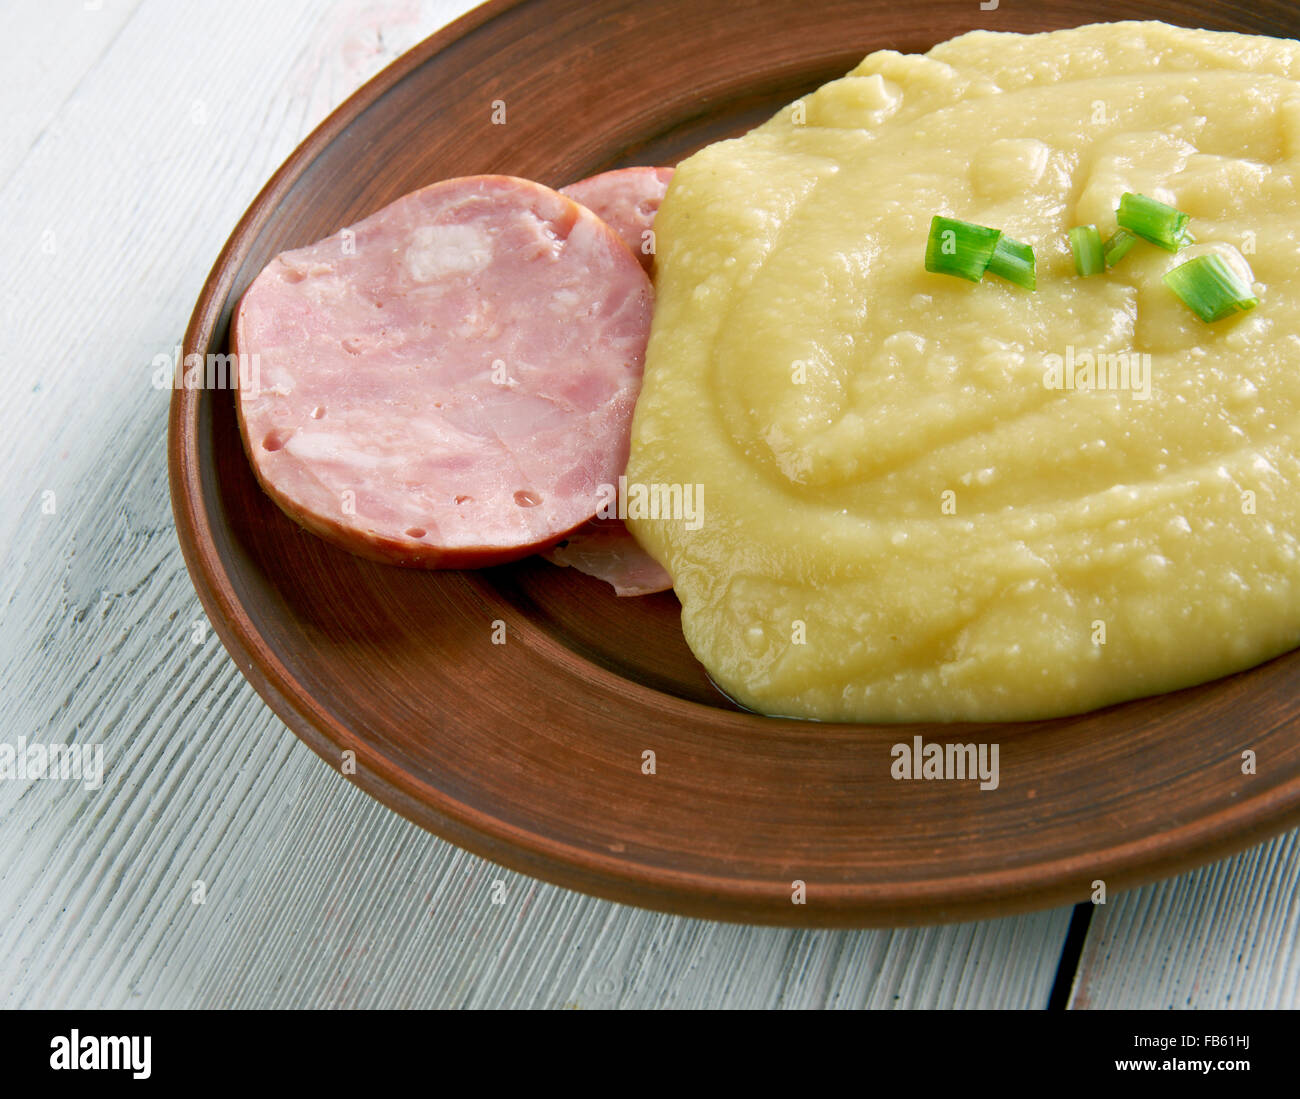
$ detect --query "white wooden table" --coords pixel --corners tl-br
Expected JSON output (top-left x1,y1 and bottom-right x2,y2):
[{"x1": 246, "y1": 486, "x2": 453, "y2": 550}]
[{"x1": 2, "y1": 0, "x2": 1297, "y2": 1009}]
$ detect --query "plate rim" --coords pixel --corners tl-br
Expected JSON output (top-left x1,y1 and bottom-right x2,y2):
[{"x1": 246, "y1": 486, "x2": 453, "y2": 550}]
[{"x1": 168, "y1": 0, "x2": 1300, "y2": 926}]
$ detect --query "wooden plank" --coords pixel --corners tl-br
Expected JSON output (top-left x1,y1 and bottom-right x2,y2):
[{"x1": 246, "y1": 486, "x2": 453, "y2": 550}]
[
  {"x1": 0, "y1": 0, "x2": 1078, "y2": 1009},
  {"x1": 1069, "y1": 832, "x2": 1300, "y2": 1009},
  {"x1": 1, "y1": 0, "x2": 144, "y2": 191}
]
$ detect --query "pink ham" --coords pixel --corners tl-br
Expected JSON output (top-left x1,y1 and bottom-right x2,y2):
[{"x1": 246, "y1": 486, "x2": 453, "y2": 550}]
[
  {"x1": 543, "y1": 518, "x2": 672, "y2": 596},
  {"x1": 233, "y1": 174, "x2": 653, "y2": 568},
  {"x1": 538, "y1": 166, "x2": 677, "y2": 596},
  {"x1": 560, "y1": 167, "x2": 674, "y2": 274}
]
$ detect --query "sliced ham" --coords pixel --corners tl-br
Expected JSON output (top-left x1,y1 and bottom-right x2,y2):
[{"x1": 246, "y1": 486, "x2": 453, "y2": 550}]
[
  {"x1": 542, "y1": 166, "x2": 677, "y2": 596},
  {"x1": 233, "y1": 174, "x2": 653, "y2": 568},
  {"x1": 543, "y1": 518, "x2": 673, "y2": 596},
  {"x1": 560, "y1": 167, "x2": 674, "y2": 274}
]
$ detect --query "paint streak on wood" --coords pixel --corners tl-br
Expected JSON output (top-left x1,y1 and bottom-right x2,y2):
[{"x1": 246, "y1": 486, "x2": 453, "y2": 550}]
[{"x1": 1070, "y1": 831, "x2": 1300, "y2": 1009}]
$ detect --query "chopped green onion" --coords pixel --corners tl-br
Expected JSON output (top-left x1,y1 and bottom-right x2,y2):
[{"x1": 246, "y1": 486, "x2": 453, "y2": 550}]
[
  {"x1": 987, "y1": 234, "x2": 1036, "y2": 290},
  {"x1": 1069, "y1": 225, "x2": 1105, "y2": 276},
  {"x1": 925, "y1": 216, "x2": 1002, "y2": 282},
  {"x1": 1162, "y1": 254, "x2": 1258, "y2": 322},
  {"x1": 1117, "y1": 192, "x2": 1193, "y2": 251},
  {"x1": 1103, "y1": 228, "x2": 1138, "y2": 267}
]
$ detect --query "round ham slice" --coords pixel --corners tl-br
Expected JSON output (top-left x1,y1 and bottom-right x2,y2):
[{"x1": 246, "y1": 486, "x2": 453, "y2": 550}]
[
  {"x1": 560, "y1": 167, "x2": 673, "y2": 274},
  {"x1": 233, "y1": 174, "x2": 653, "y2": 568}
]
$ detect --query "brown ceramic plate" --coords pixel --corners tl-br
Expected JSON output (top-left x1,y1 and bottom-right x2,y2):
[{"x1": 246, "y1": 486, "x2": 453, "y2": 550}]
[{"x1": 170, "y1": 0, "x2": 1300, "y2": 926}]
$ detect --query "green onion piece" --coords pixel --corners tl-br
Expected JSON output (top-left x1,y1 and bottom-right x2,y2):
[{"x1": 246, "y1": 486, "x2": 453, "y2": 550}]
[
  {"x1": 987, "y1": 234, "x2": 1036, "y2": 290},
  {"x1": 925, "y1": 216, "x2": 1002, "y2": 282},
  {"x1": 1116, "y1": 192, "x2": 1193, "y2": 251},
  {"x1": 1069, "y1": 225, "x2": 1105, "y2": 276},
  {"x1": 1162, "y1": 254, "x2": 1259, "y2": 323},
  {"x1": 1103, "y1": 228, "x2": 1138, "y2": 267}
]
